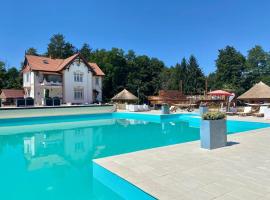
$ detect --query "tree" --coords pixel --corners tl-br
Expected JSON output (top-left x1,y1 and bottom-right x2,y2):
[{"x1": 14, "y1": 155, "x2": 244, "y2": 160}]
[
  {"x1": 243, "y1": 45, "x2": 270, "y2": 88},
  {"x1": 160, "y1": 68, "x2": 175, "y2": 90},
  {"x1": 207, "y1": 72, "x2": 217, "y2": 91},
  {"x1": 186, "y1": 55, "x2": 205, "y2": 94},
  {"x1": 25, "y1": 47, "x2": 38, "y2": 56},
  {"x1": 5, "y1": 67, "x2": 22, "y2": 89},
  {"x1": 215, "y1": 46, "x2": 246, "y2": 94},
  {"x1": 79, "y1": 43, "x2": 92, "y2": 61},
  {"x1": 0, "y1": 61, "x2": 6, "y2": 89},
  {"x1": 46, "y1": 34, "x2": 76, "y2": 59},
  {"x1": 126, "y1": 55, "x2": 165, "y2": 103},
  {"x1": 247, "y1": 45, "x2": 269, "y2": 70},
  {"x1": 170, "y1": 58, "x2": 188, "y2": 91}
]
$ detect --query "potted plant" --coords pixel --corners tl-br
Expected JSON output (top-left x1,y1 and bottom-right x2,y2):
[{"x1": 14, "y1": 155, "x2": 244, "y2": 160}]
[
  {"x1": 199, "y1": 103, "x2": 208, "y2": 116},
  {"x1": 200, "y1": 112, "x2": 227, "y2": 150}
]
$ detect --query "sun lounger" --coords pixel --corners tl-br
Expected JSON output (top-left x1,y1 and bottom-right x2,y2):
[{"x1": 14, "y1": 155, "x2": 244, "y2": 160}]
[
  {"x1": 253, "y1": 106, "x2": 268, "y2": 117},
  {"x1": 126, "y1": 104, "x2": 129, "y2": 110},
  {"x1": 143, "y1": 104, "x2": 150, "y2": 111},
  {"x1": 170, "y1": 106, "x2": 177, "y2": 112},
  {"x1": 128, "y1": 105, "x2": 139, "y2": 112},
  {"x1": 238, "y1": 106, "x2": 252, "y2": 116},
  {"x1": 138, "y1": 105, "x2": 144, "y2": 111}
]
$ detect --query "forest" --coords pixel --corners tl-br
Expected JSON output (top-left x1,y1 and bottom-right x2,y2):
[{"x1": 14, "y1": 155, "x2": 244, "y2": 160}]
[{"x1": 1, "y1": 34, "x2": 270, "y2": 102}]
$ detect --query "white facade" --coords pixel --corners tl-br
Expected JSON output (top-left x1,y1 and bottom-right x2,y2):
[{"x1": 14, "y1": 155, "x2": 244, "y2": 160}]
[{"x1": 23, "y1": 59, "x2": 103, "y2": 105}]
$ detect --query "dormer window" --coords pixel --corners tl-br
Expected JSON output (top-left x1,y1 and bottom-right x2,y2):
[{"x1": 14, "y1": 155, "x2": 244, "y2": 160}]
[
  {"x1": 74, "y1": 72, "x2": 83, "y2": 82},
  {"x1": 43, "y1": 60, "x2": 49, "y2": 64}
]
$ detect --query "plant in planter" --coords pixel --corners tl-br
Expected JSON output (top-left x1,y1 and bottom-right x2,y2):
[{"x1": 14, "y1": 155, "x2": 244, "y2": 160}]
[
  {"x1": 199, "y1": 103, "x2": 208, "y2": 116},
  {"x1": 200, "y1": 112, "x2": 227, "y2": 150}
]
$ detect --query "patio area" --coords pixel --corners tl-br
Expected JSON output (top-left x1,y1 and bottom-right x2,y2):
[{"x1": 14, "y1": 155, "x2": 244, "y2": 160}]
[{"x1": 95, "y1": 126, "x2": 270, "y2": 200}]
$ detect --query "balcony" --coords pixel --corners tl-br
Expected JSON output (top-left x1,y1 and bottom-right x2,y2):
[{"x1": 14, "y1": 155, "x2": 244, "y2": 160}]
[
  {"x1": 39, "y1": 74, "x2": 63, "y2": 87},
  {"x1": 40, "y1": 79, "x2": 62, "y2": 87}
]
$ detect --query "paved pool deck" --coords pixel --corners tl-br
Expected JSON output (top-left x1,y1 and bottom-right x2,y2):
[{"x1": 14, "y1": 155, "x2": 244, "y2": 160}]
[{"x1": 95, "y1": 126, "x2": 270, "y2": 200}]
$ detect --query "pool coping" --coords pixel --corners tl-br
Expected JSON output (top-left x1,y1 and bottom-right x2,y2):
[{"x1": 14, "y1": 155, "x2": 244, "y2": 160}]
[{"x1": 0, "y1": 104, "x2": 114, "y2": 110}]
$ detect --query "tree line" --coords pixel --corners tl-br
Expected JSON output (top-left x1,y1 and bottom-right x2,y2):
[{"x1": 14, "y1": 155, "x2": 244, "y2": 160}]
[{"x1": 0, "y1": 34, "x2": 270, "y2": 102}]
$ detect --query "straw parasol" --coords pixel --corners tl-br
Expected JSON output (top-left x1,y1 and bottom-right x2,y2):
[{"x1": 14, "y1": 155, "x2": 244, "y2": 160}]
[
  {"x1": 111, "y1": 89, "x2": 138, "y2": 102},
  {"x1": 238, "y1": 81, "x2": 270, "y2": 102}
]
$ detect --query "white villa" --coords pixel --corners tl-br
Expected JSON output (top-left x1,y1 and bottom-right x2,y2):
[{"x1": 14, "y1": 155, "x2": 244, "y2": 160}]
[{"x1": 21, "y1": 53, "x2": 105, "y2": 105}]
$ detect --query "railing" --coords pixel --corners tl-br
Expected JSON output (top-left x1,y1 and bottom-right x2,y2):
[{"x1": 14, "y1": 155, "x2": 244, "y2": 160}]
[{"x1": 40, "y1": 79, "x2": 62, "y2": 86}]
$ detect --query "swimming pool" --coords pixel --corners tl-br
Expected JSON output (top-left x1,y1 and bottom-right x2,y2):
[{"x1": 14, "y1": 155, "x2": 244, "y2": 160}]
[{"x1": 0, "y1": 113, "x2": 269, "y2": 200}]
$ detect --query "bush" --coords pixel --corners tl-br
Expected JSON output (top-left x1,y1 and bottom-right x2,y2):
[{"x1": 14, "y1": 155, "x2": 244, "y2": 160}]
[{"x1": 202, "y1": 112, "x2": 226, "y2": 120}]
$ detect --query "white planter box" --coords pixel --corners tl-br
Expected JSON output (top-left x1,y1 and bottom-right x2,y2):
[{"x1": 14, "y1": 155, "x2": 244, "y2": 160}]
[{"x1": 200, "y1": 119, "x2": 227, "y2": 150}]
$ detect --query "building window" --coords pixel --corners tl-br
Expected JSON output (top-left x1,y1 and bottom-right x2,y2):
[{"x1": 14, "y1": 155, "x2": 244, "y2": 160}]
[
  {"x1": 95, "y1": 77, "x2": 99, "y2": 85},
  {"x1": 26, "y1": 73, "x2": 30, "y2": 82},
  {"x1": 74, "y1": 72, "x2": 83, "y2": 82},
  {"x1": 74, "y1": 88, "x2": 84, "y2": 100}
]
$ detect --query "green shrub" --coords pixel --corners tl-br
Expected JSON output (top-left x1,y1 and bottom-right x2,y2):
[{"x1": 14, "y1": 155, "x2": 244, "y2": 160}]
[{"x1": 202, "y1": 112, "x2": 226, "y2": 120}]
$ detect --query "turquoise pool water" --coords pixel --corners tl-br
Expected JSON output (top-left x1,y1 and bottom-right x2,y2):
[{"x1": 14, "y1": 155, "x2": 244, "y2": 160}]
[{"x1": 0, "y1": 113, "x2": 269, "y2": 200}]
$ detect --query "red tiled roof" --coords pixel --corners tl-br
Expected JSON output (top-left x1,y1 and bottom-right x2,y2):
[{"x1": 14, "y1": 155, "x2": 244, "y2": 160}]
[
  {"x1": 25, "y1": 55, "x2": 63, "y2": 72},
  {"x1": 56, "y1": 53, "x2": 79, "y2": 71},
  {"x1": 0, "y1": 89, "x2": 25, "y2": 99},
  {"x1": 22, "y1": 54, "x2": 105, "y2": 76},
  {"x1": 89, "y1": 62, "x2": 105, "y2": 76}
]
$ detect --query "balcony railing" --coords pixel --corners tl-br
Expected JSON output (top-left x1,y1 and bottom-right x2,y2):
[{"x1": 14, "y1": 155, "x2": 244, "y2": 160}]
[{"x1": 40, "y1": 79, "x2": 62, "y2": 86}]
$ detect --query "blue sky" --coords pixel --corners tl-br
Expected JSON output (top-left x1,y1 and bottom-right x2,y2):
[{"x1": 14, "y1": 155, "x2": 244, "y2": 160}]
[{"x1": 1, "y1": 0, "x2": 270, "y2": 74}]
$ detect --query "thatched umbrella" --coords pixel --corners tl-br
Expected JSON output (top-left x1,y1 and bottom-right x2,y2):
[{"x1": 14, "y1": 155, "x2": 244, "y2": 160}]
[
  {"x1": 112, "y1": 89, "x2": 138, "y2": 103},
  {"x1": 238, "y1": 81, "x2": 270, "y2": 102}
]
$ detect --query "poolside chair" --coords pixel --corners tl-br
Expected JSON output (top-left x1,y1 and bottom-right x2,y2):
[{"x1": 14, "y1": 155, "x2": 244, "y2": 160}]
[
  {"x1": 253, "y1": 106, "x2": 268, "y2": 117},
  {"x1": 138, "y1": 105, "x2": 144, "y2": 111},
  {"x1": 129, "y1": 105, "x2": 139, "y2": 112},
  {"x1": 143, "y1": 104, "x2": 150, "y2": 111},
  {"x1": 238, "y1": 106, "x2": 252, "y2": 116},
  {"x1": 126, "y1": 104, "x2": 130, "y2": 110},
  {"x1": 170, "y1": 106, "x2": 177, "y2": 112}
]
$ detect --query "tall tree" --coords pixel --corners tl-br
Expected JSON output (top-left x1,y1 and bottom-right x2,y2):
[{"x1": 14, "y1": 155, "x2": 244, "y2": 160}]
[
  {"x1": 5, "y1": 67, "x2": 22, "y2": 89},
  {"x1": 243, "y1": 45, "x2": 270, "y2": 88},
  {"x1": 186, "y1": 55, "x2": 205, "y2": 94},
  {"x1": 79, "y1": 43, "x2": 92, "y2": 61},
  {"x1": 207, "y1": 72, "x2": 217, "y2": 91},
  {"x1": 46, "y1": 34, "x2": 76, "y2": 59},
  {"x1": 0, "y1": 61, "x2": 6, "y2": 89},
  {"x1": 25, "y1": 47, "x2": 38, "y2": 56},
  {"x1": 215, "y1": 46, "x2": 246, "y2": 94},
  {"x1": 160, "y1": 67, "x2": 175, "y2": 90},
  {"x1": 170, "y1": 58, "x2": 188, "y2": 91}
]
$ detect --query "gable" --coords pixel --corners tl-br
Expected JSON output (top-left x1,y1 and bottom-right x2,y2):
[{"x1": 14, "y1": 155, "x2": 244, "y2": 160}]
[
  {"x1": 63, "y1": 58, "x2": 91, "y2": 74},
  {"x1": 57, "y1": 54, "x2": 95, "y2": 74}
]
